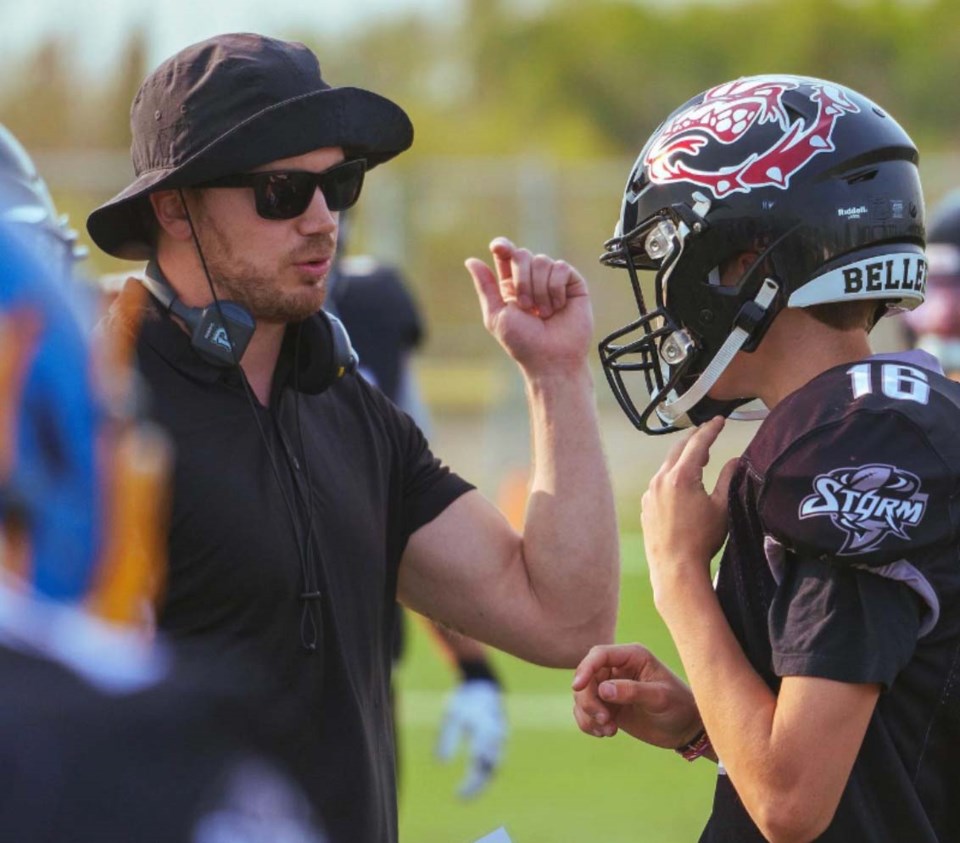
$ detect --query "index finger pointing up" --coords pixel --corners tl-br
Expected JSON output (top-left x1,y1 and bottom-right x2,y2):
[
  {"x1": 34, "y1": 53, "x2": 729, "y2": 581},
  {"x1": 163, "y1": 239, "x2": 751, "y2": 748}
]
[{"x1": 674, "y1": 416, "x2": 726, "y2": 478}]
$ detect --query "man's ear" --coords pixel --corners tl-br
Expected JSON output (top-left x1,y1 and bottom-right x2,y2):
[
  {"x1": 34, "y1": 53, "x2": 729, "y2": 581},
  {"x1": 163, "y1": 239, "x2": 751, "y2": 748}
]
[{"x1": 149, "y1": 190, "x2": 193, "y2": 241}]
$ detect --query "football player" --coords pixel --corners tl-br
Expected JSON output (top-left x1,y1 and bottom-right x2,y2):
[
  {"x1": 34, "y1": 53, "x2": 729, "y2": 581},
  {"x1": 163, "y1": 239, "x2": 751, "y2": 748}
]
[
  {"x1": 573, "y1": 76, "x2": 959, "y2": 841},
  {"x1": 902, "y1": 190, "x2": 960, "y2": 380}
]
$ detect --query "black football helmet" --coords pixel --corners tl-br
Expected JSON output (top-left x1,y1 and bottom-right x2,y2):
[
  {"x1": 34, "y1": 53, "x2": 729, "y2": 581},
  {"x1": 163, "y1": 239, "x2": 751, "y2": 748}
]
[
  {"x1": 0, "y1": 123, "x2": 87, "y2": 274},
  {"x1": 599, "y1": 75, "x2": 926, "y2": 434}
]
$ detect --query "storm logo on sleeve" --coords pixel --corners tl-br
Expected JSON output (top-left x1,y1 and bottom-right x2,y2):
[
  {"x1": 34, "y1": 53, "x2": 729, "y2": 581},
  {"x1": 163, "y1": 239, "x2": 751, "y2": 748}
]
[{"x1": 799, "y1": 464, "x2": 928, "y2": 555}]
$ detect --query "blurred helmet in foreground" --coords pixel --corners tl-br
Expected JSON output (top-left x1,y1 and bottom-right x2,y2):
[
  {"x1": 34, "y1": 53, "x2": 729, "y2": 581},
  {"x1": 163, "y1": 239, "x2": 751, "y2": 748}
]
[
  {"x1": 0, "y1": 123, "x2": 87, "y2": 275},
  {"x1": 0, "y1": 218, "x2": 169, "y2": 625}
]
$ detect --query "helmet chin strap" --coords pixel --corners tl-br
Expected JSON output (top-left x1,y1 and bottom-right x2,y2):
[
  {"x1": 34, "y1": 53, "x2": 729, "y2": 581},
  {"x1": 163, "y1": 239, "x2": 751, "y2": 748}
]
[{"x1": 657, "y1": 277, "x2": 780, "y2": 426}]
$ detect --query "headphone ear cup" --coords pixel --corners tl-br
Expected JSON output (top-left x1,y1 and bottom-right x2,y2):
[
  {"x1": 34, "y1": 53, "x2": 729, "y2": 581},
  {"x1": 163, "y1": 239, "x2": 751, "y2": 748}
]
[
  {"x1": 139, "y1": 266, "x2": 256, "y2": 368},
  {"x1": 323, "y1": 312, "x2": 358, "y2": 379},
  {"x1": 190, "y1": 302, "x2": 256, "y2": 367}
]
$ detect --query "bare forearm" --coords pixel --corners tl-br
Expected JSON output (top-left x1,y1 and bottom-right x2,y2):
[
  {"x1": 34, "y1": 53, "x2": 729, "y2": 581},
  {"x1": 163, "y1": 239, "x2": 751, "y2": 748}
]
[
  {"x1": 658, "y1": 576, "x2": 777, "y2": 773},
  {"x1": 520, "y1": 363, "x2": 619, "y2": 661},
  {"x1": 658, "y1": 575, "x2": 849, "y2": 842}
]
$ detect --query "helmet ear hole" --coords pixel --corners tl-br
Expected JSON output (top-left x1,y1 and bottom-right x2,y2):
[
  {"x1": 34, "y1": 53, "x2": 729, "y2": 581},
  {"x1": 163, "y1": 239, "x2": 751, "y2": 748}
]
[{"x1": 714, "y1": 251, "x2": 763, "y2": 290}]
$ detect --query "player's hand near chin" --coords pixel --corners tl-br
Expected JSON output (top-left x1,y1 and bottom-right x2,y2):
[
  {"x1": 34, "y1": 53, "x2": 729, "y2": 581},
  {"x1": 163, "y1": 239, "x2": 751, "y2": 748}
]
[
  {"x1": 572, "y1": 643, "x2": 702, "y2": 750},
  {"x1": 642, "y1": 416, "x2": 738, "y2": 613},
  {"x1": 465, "y1": 237, "x2": 593, "y2": 377}
]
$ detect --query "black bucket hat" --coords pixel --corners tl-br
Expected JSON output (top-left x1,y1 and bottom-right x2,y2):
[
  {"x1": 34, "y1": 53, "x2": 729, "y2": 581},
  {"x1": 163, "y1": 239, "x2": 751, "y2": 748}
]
[{"x1": 87, "y1": 32, "x2": 414, "y2": 259}]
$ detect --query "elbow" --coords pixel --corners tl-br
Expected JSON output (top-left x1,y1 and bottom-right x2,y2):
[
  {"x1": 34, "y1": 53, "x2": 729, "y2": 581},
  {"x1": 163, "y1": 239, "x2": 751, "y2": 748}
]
[
  {"x1": 750, "y1": 793, "x2": 837, "y2": 843},
  {"x1": 551, "y1": 609, "x2": 618, "y2": 668},
  {"x1": 520, "y1": 552, "x2": 619, "y2": 667},
  {"x1": 560, "y1": 579, "x2": 619, "y2": 660},
  {"x1": 583, "y1": 607, "x2": 617, "y2": 649},
  {"x1": 575, "y1": 567, "x2": 619, "y2": 647}
]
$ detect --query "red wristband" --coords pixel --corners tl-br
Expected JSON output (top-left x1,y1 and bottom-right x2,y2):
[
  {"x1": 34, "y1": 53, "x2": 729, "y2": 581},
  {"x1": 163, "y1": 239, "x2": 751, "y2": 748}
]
[{"x1": 674, "y1": 727, "x2": 712, "y2": 762}]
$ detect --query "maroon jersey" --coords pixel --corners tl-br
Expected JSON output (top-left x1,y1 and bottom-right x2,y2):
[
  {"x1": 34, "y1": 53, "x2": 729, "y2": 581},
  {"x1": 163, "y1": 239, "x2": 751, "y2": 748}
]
[{"x1": 702, "y1": 350, "x2": 960, "y2": 842}]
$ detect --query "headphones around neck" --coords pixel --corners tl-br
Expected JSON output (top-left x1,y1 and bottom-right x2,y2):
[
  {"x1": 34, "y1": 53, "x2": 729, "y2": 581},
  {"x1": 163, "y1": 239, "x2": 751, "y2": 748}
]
[
  {"x1": 139, "y1": 263, "x2": 358, "y2": 387},
  {"x1": 139, "y1": 254, "x2": 355, "y2": 656}
]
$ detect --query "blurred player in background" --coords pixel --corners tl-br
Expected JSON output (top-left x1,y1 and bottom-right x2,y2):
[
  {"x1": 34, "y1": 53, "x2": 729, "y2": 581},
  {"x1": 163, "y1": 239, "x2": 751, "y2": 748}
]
[
  {"x1": 327, "y1": 215, "x2": 507, "y2": 799},
  {"x1": 901, "y1": 191, "x2": 960, "y2": 380},
  {"x1": 0, "y1": 125, "x2": 325, "y2": 842},
  {"x1": 573, "y1": 76, "x2": 959, "y2": 841}
]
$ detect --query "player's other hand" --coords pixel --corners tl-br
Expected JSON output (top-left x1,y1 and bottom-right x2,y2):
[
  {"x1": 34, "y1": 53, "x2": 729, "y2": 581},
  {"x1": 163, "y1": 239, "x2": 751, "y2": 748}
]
[
  {"x1": 572, "y1": 643, "x2": 701, "y2": 749},
  {"x1": 465, "y1": 237, "x2": 593, "y2": 375},
  {"x1": 435, "y1": 678, "x2": 507, "y2": 799}
]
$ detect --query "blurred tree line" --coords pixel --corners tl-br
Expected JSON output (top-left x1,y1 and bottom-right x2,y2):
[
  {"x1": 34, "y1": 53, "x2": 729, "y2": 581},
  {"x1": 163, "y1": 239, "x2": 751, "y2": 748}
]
[
  {"x1": 1, "y1": 0, "x2": 957, "y2": 365},
  {"x1": 4, "y1": 0, "x2": 958, "y2": 157}
]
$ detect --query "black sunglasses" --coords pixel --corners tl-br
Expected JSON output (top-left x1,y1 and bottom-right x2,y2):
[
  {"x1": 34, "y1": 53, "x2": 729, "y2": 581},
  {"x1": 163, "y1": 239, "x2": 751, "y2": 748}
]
[{"x1": 195, "y1": 158, "x2": 367, "y2": 220}]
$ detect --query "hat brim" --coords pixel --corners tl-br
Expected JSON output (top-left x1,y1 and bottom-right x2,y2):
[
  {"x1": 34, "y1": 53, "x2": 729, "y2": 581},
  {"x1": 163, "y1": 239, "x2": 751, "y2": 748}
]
[{"x1": 87, "y1": 86, "x2": 412, "y2": 260}]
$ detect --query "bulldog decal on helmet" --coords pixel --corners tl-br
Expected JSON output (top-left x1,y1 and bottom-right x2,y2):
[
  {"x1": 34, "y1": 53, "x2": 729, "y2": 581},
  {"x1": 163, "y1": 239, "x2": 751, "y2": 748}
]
[{"x1": 645, "y1": 77, "x2": 860, "y2": 199}]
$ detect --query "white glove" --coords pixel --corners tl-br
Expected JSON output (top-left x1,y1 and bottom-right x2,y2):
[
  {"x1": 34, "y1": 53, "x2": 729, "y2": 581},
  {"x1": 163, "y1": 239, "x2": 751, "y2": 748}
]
[{"x1": 435, "y1": 679, "x2": 507, "y2": 799}]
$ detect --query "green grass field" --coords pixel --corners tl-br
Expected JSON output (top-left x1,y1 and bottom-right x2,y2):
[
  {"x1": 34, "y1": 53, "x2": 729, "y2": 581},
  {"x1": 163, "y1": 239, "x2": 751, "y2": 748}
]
[{"x1": 395, "y1": 531, "x2": 716, "y2": 843}]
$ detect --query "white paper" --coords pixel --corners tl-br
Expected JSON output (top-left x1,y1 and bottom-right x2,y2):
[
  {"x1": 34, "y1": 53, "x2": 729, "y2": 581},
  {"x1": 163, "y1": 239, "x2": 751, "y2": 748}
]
[{"x1": 473, "y1": 828, "x2": 513, "y2": 843}]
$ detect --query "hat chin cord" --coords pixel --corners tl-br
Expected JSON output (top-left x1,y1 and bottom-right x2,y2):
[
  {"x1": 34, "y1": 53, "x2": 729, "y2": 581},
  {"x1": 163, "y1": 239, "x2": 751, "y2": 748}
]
[
  {"x1": 656, "y1": 277, "x2": 780, "y2": 426},
  {"x1": 175, "y1": 190, "x2": 325, "y2": 654}
]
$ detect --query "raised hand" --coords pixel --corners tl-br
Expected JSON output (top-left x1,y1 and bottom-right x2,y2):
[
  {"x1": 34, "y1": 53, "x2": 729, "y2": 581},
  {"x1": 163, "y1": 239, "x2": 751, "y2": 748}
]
[{"x1": 465, "y1": 237, "x2": 593, "y2": 375}]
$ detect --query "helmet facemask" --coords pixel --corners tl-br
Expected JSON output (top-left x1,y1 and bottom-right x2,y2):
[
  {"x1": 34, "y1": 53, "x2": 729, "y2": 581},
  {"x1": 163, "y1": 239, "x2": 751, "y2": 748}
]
[{"x1": 599, "y1": 192, "x2": 782, "y2": 434}]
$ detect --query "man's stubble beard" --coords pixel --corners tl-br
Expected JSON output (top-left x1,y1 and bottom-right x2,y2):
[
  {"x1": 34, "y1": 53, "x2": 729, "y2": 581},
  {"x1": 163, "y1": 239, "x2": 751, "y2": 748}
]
[
  {"x1": 194, "y1": 210, "x2": 335, "y2": 324},
  {"x1": 213, "y1": 260, "x2": 329, "y2": 324}
]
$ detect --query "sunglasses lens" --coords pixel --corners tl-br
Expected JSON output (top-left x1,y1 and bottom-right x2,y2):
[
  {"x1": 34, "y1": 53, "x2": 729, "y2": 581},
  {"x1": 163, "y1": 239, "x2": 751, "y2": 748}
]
[
  {"x1": 254, "y1": 172, "x2": 316, "y2": 220},
  {"x1": 319, "y1": 160, "x2": 365, "y2": 212},
  {"x1": 252, "y1": 161, "x2": 366, "y2": 219}
]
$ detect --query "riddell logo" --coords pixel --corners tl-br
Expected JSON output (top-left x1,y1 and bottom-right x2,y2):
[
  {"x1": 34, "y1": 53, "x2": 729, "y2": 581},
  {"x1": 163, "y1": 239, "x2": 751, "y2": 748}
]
[
  {"x1": 645, "y1": 77, "x2": 859, "y2": 198},
  {"x1": 837, "y1": 206, "x2": 868, "y2": 217},
  {"x1": 798, "y1": 464, "x2": 927, "y2": 555}
]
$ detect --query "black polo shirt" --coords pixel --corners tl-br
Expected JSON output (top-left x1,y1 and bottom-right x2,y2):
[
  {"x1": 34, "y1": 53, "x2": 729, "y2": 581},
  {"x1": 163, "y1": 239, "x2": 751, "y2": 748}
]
[{"x1": 122, "y1": 288, "x2": 473, "y2": 843}]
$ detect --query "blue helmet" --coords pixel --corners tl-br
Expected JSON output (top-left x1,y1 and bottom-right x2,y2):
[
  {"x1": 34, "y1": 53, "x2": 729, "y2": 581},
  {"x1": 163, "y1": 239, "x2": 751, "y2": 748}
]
[{"x1": 0, "y1": 218, "x2": 169, "y2": 616}]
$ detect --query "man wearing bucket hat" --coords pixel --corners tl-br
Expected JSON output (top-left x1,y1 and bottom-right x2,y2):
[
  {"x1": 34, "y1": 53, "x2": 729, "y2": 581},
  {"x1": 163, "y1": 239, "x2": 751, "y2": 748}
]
[{"x1": 89, "y1": 33, "x2": 617, "y2": 843}]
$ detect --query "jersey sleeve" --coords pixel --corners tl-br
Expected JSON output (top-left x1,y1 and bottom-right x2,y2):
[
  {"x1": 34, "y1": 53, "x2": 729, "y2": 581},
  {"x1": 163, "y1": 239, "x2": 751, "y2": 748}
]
[
  {"x1": 370, "y1": 384, "x2": 473, "y2": 540},
  {"x1": 769, "y1": 552, "x2": 922, "y2": 688},
  {"x1": 758, "y1": 408, "x2": 959, "y2": 568}
]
